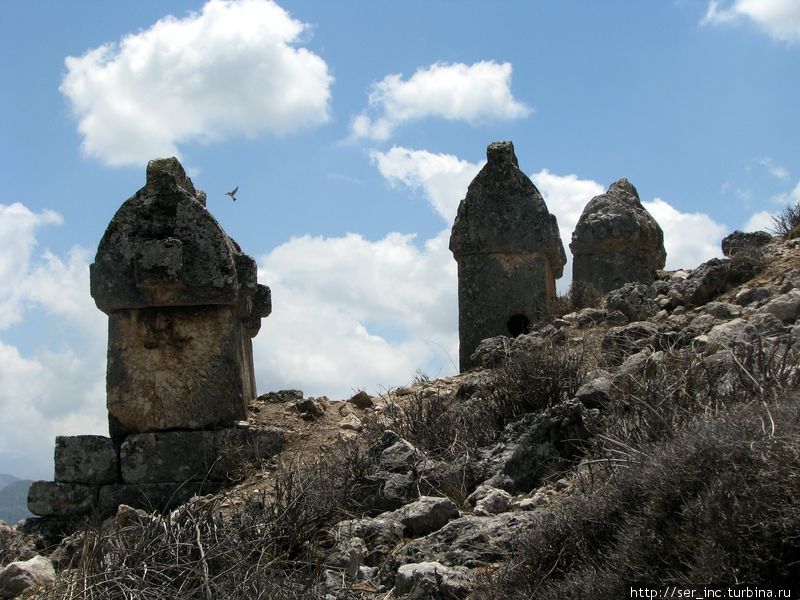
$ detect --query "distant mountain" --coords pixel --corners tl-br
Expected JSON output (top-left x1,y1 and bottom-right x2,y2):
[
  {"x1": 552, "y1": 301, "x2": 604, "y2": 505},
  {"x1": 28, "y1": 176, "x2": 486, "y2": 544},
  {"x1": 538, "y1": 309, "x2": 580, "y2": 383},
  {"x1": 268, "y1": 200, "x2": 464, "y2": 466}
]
[
  {"x1": 0, "y1": 478, "x2": 32, "y2": 524},
  {"x1": 0, "y1": 473, "x2": 20, "y2": 488}
]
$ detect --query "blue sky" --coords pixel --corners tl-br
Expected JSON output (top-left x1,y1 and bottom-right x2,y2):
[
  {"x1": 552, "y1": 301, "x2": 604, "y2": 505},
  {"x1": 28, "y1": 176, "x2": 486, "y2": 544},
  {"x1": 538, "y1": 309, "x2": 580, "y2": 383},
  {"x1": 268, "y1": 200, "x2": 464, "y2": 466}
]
[{"x1": 1, "y1": 0, "x2": 798, "y2": 479}]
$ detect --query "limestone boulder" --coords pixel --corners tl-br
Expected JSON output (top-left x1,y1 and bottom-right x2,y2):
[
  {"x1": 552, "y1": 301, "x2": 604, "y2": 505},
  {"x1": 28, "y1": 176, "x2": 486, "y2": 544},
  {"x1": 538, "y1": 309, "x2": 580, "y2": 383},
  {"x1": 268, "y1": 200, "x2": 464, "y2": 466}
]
[
  {"x1": 570, "y1": 178, "x2": 665, "y2": 294},
  {"x1": 0, "y1": 555, "x2": 55, "y2": 599},
  {"x1": 721, "y1": 230, "x2": 772, "y2": 257},
  {"x1": 393, "y1": 561, "x2": 473, "y2": 599}
]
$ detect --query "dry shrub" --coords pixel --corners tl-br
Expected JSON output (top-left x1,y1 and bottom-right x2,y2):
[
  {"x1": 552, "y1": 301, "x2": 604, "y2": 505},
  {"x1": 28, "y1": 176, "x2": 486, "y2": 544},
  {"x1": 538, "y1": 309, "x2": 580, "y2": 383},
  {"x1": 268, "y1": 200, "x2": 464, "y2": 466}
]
[
  {"x1": 39, "y1": 438, "x2": 379, "y2": 600},
  {"x1": 490, "y1": 337, "x2": 591, "y2": 423},
  {"x1": 771, "y1": 201, "x2": 800, "y2": 238},
  {"x1": 473, "y1": 339, "x2": 800, "y2": 598},
  {"x1": 476, "y1": 398, "x2": 800, "y2": 599}
]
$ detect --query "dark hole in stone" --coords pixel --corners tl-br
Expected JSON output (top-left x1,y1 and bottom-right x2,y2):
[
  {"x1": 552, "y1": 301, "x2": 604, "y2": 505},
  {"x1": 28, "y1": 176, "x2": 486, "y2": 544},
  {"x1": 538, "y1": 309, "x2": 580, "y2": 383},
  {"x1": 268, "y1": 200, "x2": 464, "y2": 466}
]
[{"x1": 507, "y1": 313, "x2": 531, "y2": 337}]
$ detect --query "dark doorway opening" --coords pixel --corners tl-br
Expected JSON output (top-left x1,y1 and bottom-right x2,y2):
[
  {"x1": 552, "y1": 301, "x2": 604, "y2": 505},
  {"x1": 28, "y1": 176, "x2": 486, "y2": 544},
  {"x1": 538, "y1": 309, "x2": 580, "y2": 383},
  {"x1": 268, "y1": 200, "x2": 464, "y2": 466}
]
[{"x1": 506, "y1": 313, "x2": 531, "y2": 337}]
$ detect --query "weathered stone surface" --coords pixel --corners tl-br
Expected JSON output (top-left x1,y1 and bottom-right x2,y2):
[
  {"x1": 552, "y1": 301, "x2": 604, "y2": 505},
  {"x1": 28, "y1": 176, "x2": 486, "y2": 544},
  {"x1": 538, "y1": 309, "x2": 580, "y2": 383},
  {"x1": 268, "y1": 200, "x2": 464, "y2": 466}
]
[
  {"x1": 258, "y1": 389, "x2": 303, "y2": 404},
  {"x1": 120, "y1": 431, "x2": 215, "y2": 483},
  {"x1": 470, "y1": 336, "x2": 512, "y2": 369},
  {"x1": 120, "y1": 427, "x2": 284, "y2": 483},
  {"x1": 570, "y1": 178, "x2": 666, "y2": 294},
  {"x1": 325, "y1": 536, "x2": 367, "y2": 578},
  {"x1": 211, "y1": 427, "x2": 285, "y2": 480},
  {"x1": 348, "y1": 390, "x2": 374, "y2": 409},
  {"x1": 394, "y1": 561, "x2": 473, "y2": 599},
  {"x1": 721, "y1": 230, "x2": 772, "y2": 257},
  {"x1": 471, "y1": 487, "x2": 513, "y2": 516},
  {"x1": 735, "y1": 287, "x2": 771, "y2": 306},
  {"x1": 332, "y1": 517, "x2": 405, "y2": 566},
  {"x1": 605, "y1": 282, "x2": 659, "y2": 323},
  {"x1": 54, "y1": 435, "x2": 118, "y2": 484},
  {"x1": 27, "y1": 481, "x2": 97, "y2": 517},
  {"x1": 601, "y1": 321, "x2": 659, "y2": 358},
  {"x1": 703, "y1": 302, "x2": 742, "y2": 320},
  {"x1": 484, "y1": 400, "x2": 589, "y2": 494},
  {"x1": 0, "y1": 555, "x2": 55, "y2": 599},
  {"x1": 759, "y1": 289, "x2": 800, "y2": 323},
  {"x1": 392, "y1": 512, "x2": 539, "y2": 568},
  {"x1": 388, "y1": 496, "x2": 459, "y2": 537},
  {"x1": 91, "y1": 157, "x2": 271, "y2": 438},
  {"x1": 450, "y1": 141, "x2": 566, "y2": 371},
  {"x1": 292, "y1": 397, "x2": 325, "y2": 419},
  {"x1": 574, "y1": 376, "x2": 613, "y2": 409},
  {"x1": 97, "y1": 481, "x2": 220, "y2": 516},
  {"x1": 681, "y1": 256, "x2": 762, "y2": 306}
]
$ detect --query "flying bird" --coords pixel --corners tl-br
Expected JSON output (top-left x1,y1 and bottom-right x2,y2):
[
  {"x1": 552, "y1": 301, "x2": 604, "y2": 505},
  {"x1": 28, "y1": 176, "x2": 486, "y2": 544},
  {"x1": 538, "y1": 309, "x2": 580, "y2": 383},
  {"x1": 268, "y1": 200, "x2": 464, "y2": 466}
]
[{"x1": 226, "y1": 186, "x2": 239, "y2": 201}]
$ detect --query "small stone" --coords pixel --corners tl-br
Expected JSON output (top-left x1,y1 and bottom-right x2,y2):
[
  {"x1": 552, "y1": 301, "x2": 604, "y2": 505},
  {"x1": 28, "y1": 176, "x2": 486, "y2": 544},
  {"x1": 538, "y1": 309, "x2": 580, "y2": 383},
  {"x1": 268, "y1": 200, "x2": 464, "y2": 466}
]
[
  {"x1": 394, "y1": 561, "x2": 473, "y2": 599},
  {"x1": 258, "y1": 389, "x2": 304, "y2": 403},
  {"x1": 389, "y1": 496, "x2": 459, "y2": 537},
  {"x1": 349, "y1": 390, "x2": 374, "y2": 409},
  {"x1": 0, "y1": 555, "x2": 55, "y2": 598},
  {"x1": 294, "y1": 397, "x2": 325, "y2": 419},
  {"x1": 574, "y1": 376, "x2": 613, "y2": 409},
  {"x1": 735, "y1": 287, "x2": 771, "y2": 306},
  {"x1": 760, "y1": 290, "x2": 800, "y2": 323},
  {"x1": 473, "y1": 488, "x2": 513, "y2": 516},
  {"x1": 720, "y1": 230, "x2": 772, "y2": 257},
  {"x1": 339, "y1": 414, "x2": 363, "y2": 431}
]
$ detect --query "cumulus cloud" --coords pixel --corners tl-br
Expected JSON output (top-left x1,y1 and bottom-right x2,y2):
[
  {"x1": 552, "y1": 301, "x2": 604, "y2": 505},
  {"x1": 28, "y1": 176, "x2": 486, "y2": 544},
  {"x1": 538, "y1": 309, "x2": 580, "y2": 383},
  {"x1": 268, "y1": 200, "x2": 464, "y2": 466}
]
[
  {"x1": 643, "y1": 199, "x2": 727, "y2": 270},
  {"x1": 530, "y1": 169, "x2": 605, "y2": 292},
  {"x1": 351, "y1": 61, "x2": 530, "y2": 141},
  {"x1": 371, "y1": 146, "x2": 483, "y2": 223},
  {"x1": 774, "y1": 181, "x2": 800, "y2": 206},
  {"x1": 0, "y1": 204, "x2": 107, "y2": 479},
  {"x1": 702, "y1": 0, "x2": 800, "y2": 43},
  {"x1": 254, "y1": 230, "x2": 458, "y2": 398},
  {"x1": 743, "y1": 210, "x2": 775, "y2": 232},
  {"x1": 0, "y1": 203, "x2": 62, "y2": 329},
  {"x1": 60, "y1": 0, "x2": 333, "y2": 166}
]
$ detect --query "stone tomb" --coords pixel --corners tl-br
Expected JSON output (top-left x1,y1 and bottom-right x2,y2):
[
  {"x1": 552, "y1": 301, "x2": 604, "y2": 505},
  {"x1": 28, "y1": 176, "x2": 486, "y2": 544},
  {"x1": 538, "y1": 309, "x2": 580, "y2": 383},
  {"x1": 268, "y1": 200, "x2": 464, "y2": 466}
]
[
  {"x1": 29, "y1": 158, "x2": 283, "y2": 517},
  {"x1": 450, "y1": 141, "x2": 566, "y2": 371},
  {"x1": 570, "y1": 178, "x2": 666, "y2": 294}
]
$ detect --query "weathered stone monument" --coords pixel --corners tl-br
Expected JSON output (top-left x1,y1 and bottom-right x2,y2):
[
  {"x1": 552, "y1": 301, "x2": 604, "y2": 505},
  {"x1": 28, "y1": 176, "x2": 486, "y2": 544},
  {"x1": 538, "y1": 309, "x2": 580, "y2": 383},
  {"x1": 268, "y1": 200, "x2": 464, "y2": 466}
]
[
  {"x1": 570, "y1": 178, "x2": 666, "y2": 295},
  {"x1": 449, "y1": 141, "x2": 566, "y2": 371},
  {"x1": 29, "y1": 158, "x2": 283, "y2": 517}
]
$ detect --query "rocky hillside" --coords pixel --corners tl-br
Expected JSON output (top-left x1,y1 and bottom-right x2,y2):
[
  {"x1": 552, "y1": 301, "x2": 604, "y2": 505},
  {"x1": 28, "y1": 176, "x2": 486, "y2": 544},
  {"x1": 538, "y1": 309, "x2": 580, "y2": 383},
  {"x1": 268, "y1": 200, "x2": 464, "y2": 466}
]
[{"x1": 1, "y1": 233, "x2": 799, "y2": 599}]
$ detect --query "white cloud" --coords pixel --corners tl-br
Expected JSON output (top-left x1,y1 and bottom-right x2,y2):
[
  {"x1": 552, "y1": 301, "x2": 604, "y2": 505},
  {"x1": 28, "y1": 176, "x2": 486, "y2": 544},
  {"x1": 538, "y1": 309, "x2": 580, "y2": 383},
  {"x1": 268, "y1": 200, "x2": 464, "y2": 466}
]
[
  {"x1": 643, "y1": 199, "x2": 727, "y2": 270},
  {"x1": 703, "y1": 0, "x2": 800, "y2": 43},
  {"x1": 254, "y1": 230, "x2": 458, "y2": 398},
  {"x1": 60, "y1": 0, "x2": 333, "y2": 166},
  {"x1": 371, "y1": 146, "x2": 483, "y2": 223},
  {"x1": 743, "y1": 210, "x2": 775, "y2": 232},
  {"x1": 0, "y1": 204, "x2": 107, "y2": 479},
  {"x1": 0, "y1": 203, "x2": 62, "y2": 329},
  {"x1": 774, "y1": 181, "x2": 800, "y2": 206},
  {"x1": 530, "y1": 169, "x2": 605, "y2": 292},
  {"x1": 757, "y1": 157, "x2": 790, "y2": 181},
  {"x1": 351, "y1": 61, "x2": 530, "y2": 141}
]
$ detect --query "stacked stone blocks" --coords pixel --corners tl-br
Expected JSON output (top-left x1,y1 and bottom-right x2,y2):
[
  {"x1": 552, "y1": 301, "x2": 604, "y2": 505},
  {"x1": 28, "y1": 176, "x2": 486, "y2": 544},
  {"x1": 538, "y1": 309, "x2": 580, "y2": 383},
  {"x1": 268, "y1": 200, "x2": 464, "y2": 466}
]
[{"x1": 29, "y1": 158, "x2": 283, "y2": 517}]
